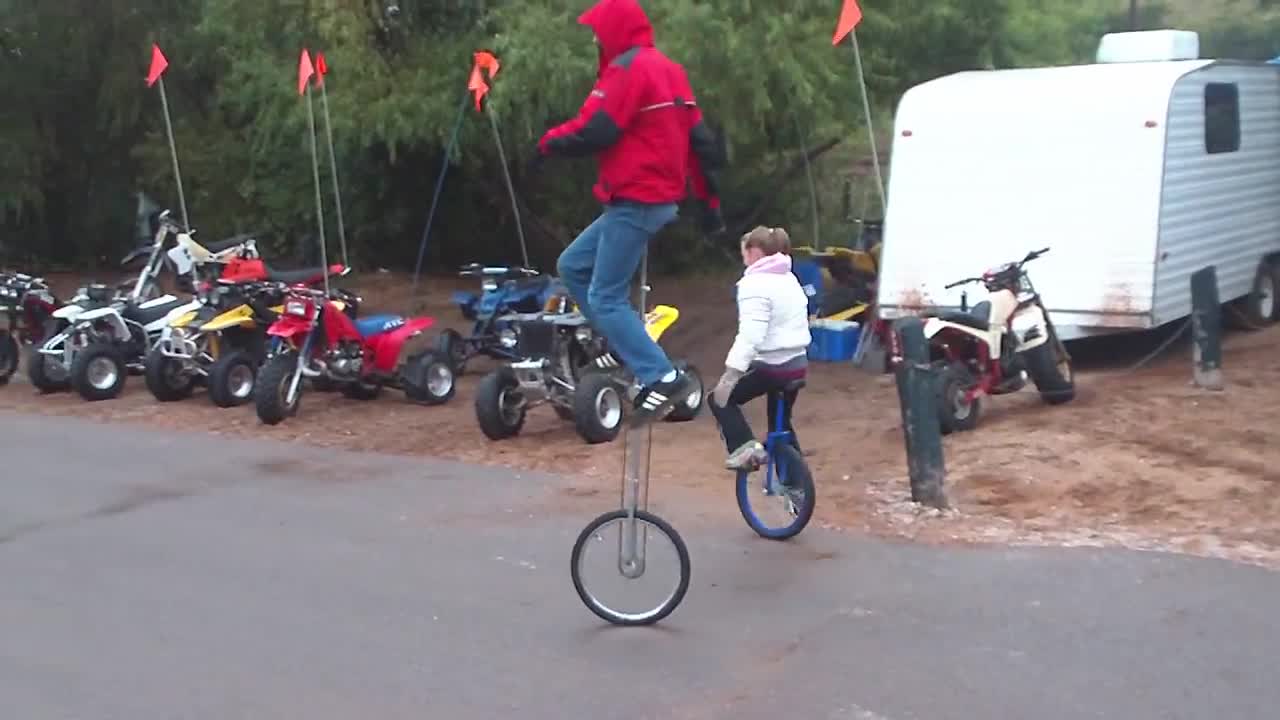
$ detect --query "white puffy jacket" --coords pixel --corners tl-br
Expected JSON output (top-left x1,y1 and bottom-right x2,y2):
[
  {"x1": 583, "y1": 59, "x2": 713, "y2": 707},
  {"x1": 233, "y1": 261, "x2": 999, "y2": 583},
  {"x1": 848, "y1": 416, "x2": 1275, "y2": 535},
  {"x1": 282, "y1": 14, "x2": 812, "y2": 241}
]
[{"x1": 724, "y1": 253, "x2": 812, "y2": 372}]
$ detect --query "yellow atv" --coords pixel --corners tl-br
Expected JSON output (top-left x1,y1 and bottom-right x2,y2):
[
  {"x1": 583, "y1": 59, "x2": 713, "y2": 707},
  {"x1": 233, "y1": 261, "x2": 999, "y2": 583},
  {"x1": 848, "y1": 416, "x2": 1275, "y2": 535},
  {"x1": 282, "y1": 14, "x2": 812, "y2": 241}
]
[{"x1": 143, "y1": 280, "x2": 287, "y2": 407}]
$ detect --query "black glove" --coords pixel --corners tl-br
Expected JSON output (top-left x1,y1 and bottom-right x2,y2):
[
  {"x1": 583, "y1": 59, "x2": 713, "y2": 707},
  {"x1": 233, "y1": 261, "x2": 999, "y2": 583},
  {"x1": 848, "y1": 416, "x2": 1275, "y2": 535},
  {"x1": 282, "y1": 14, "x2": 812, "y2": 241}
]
[{"x1": 700, "y1": 203, "x2": 726, "y2": 237}]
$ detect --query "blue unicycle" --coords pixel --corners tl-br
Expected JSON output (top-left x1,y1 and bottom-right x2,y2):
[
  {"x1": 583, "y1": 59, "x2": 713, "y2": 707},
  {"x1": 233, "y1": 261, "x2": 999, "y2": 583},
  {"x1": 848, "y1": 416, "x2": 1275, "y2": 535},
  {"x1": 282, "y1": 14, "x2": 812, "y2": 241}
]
[{"x1": 734, "y1": 378, "x2": 816, "y2": 540}]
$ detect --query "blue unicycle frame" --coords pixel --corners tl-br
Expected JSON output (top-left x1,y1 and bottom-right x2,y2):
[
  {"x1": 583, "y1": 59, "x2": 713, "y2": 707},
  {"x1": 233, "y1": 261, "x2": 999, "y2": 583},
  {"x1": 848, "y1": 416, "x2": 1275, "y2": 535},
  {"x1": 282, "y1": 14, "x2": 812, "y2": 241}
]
[{"x1": 734, "y1": 384, "x2": 816, "y2": 540}]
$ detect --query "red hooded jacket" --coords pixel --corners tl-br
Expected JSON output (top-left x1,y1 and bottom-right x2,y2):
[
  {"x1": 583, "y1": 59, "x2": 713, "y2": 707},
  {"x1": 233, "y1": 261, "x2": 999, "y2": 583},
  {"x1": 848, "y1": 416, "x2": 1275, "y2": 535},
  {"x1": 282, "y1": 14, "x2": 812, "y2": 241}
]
[{"x1": 538, "y1": 0, "x2": 722, "y2": 210}]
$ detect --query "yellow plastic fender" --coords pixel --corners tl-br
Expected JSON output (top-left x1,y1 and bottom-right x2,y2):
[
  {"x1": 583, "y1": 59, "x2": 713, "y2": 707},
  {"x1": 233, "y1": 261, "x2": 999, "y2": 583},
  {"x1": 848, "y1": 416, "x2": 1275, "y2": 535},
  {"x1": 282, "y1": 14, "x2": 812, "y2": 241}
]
[
  {"x1": 644, "y1": 304, "x2": 679, "y2": 341},
  {"x1": 169, "y1": 310, "x2": 200, "y2": 329},
  {"x1": 199, "y1": 304, "x2": 257, "y2": 332}
]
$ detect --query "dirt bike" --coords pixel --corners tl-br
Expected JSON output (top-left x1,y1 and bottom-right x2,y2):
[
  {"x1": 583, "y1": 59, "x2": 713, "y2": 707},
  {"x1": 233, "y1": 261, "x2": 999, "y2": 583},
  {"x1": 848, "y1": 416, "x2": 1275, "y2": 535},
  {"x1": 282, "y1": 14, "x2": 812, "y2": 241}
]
[
  {"x1": 28, "y1": 210, "x2": 257, "y2": 400},
  {"x1": 913, "y1": 247, "x2": 1075, "y2": 433},
  {"x1": 253, "y1": 279, "x2": 455, "y2": 425},
  {"x1": 145, "y1": 264, "x2": 343, "y2": 407},
  {"x1": 474, "y1": 289, "x2": 703, "y2": 445},
  {"x1": 0, "y1": 272, "x2": 59, "y2": 384}
]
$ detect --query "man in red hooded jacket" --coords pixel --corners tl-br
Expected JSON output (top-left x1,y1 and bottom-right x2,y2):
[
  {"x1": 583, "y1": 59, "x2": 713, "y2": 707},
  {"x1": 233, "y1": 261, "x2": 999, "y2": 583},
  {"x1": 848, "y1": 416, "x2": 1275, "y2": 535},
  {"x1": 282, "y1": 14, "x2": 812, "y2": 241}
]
[{"x1": 536, "y1": 0, "x2": 726, "y2": 427}]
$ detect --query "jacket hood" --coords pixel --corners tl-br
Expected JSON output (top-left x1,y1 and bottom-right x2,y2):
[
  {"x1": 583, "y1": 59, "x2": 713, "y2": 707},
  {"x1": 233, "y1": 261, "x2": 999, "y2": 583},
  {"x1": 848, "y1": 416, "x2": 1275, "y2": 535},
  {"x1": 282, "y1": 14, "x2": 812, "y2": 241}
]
[
  {"x1": 743, "y1": 253, "x2": 793, "y2": 277},
  {"x1": 578, "y1": 0, "x2": 654, "y2": 68}
]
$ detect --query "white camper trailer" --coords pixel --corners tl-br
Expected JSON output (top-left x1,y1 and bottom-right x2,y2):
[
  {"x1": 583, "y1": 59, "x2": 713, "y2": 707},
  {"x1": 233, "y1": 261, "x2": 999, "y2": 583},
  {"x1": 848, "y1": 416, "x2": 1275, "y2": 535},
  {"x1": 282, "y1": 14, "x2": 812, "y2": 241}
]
[{"x1": 875, "y1": 30, "x2": 1280, "y2": 340}]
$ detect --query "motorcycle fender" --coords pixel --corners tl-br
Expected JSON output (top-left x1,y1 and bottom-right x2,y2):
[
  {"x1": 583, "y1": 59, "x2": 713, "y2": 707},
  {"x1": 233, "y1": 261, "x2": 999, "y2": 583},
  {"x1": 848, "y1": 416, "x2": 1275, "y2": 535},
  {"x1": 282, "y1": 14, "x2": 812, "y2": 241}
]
[
  {"x1": 52, "y1": 304, "x2": 84, "y2": 321},
  {"x1": 1011, "y1": 305, "x2": 1049, "y2": 351},
  {"x1": 200, "y1": 304, "x2": 256, "y2": 332},
  {"x1": 368, "y1": 317, "x2": 434, "y2": 373},
  {"x1": 645, "y1": 304, "x2": 680, "y2": 342},
  {"x1": 267, "y1": 317, "x2": 312, "y2": 340},
  {"x1": 76, "y1": 307, "x2": 130, "y2": 339},
  {"x1": 152, "y1": 300, "x2": 201, "y2": 333}
]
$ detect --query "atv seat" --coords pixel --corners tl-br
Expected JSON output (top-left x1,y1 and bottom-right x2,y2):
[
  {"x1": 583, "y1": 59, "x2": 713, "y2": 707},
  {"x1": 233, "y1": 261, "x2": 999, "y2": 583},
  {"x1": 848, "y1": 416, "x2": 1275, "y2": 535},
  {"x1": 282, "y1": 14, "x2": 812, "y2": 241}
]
[
  {"x1": 353, "y1": 314, "x2": 404, "y2": 337},
  {"x1": 782, "y1": 378, "x2": 806, "y2": 393},
  {"x1": 201, "y1": 234, "x2": 257, "y2": 254},
  {"x1": 123, "y1": 297, "x2": 186, "y2": 326},
  {"x1": 938, "y1": 300, "x2": 992, "y2": 331}
]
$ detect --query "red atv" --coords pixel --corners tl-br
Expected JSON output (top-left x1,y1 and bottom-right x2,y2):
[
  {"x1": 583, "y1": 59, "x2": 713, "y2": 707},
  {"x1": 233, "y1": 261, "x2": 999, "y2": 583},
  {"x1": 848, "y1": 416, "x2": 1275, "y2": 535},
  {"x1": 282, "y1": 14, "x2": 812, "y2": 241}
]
[
  {"x1": 253, "y1": 279, "x2": 455, "y2": 425},
  {"x1": 0, "y1": 271, "x2": 60, "y2": 384}
]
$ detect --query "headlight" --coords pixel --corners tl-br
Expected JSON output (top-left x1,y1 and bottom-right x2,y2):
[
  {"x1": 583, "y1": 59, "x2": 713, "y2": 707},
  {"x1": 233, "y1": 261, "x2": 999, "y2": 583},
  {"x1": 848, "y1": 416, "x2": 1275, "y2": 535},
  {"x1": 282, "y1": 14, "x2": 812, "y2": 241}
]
[
  {"x1": 574, "y1": 327, "x2": 593, "y2": 343},
  {"x1": 482, "y1": 279, "x2": 498, "y2": 292},
  {"x1": 498, "y1": 328, "x2": 518, "y2": 348},
  {"x1": 285, "y1": 300, "x2": 308, "y2": 317}
]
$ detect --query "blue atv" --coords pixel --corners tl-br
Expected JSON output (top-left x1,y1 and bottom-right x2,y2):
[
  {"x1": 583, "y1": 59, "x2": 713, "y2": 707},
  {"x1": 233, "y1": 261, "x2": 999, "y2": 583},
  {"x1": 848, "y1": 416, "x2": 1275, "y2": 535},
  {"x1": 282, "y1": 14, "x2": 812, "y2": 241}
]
[{"x1": 434, "y1": 263, "x2": 565, "y2": 375}]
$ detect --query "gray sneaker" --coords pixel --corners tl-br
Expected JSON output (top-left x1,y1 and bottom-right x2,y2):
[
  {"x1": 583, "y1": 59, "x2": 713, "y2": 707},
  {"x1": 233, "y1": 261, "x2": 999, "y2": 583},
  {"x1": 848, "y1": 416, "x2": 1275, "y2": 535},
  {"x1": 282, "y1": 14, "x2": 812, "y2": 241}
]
[{"x1": 725, "y1": 441, "x2": 768, "y2": 471}]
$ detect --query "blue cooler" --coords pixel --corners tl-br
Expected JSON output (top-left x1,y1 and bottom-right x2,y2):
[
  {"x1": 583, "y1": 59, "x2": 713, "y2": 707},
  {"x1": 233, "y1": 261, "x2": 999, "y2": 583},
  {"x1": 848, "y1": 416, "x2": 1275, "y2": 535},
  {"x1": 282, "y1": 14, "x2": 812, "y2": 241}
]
[{"x1": 807, "y1": 319, "x2": 861, "y2": 362}]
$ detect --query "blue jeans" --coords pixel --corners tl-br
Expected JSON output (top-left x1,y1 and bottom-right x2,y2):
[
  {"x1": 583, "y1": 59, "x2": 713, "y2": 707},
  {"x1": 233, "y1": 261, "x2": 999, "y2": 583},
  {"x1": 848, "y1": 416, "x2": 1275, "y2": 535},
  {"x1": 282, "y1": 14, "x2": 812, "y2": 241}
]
[{"x1": 556, "y1": 201, "x2": 678, "y2": 386}]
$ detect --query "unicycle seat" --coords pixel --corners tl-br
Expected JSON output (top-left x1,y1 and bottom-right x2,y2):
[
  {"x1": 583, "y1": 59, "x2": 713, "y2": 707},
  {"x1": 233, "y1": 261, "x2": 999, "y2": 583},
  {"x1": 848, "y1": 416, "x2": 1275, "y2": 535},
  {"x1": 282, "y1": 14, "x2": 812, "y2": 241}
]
[{"x1": 782, "y1": 378, "x2": 806, "y2": 392}]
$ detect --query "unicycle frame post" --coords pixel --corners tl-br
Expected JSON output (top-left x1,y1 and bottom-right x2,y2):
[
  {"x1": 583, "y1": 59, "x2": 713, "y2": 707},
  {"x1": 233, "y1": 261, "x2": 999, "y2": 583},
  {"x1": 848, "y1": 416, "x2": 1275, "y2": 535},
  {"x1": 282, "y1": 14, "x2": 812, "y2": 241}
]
[
  {"x1": 617, "y1": 250, "x2": 653, "y2": 579},
  {"x1": 762, "y1": 391, "x2": 794, "y2": 495}
]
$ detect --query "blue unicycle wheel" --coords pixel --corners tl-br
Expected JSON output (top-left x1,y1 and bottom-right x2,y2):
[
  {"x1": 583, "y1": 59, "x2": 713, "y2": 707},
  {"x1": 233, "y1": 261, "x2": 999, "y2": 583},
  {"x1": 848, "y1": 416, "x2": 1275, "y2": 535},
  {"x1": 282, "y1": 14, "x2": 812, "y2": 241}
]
[{"x1": 735, "y1": 443, "x2": 816, "y2": 540}]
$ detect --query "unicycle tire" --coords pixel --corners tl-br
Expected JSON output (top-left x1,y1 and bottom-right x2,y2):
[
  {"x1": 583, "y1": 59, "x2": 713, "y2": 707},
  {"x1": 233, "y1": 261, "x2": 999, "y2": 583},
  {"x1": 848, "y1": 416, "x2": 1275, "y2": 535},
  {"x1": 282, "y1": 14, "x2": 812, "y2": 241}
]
[
  {"x1": 570, "y1": 509, "x2": 691, "y2": 626},
  {"x1": 736, "y1": 444, "x2": 816, "y2": 540}
]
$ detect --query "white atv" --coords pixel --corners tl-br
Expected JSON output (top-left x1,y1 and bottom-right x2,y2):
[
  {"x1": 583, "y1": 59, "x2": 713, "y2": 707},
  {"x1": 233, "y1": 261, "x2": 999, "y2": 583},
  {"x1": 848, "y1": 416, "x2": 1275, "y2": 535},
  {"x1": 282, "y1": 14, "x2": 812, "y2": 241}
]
[
  {"x1": 917, "y1": 247, "x2": 1075, "y2": 433},
  {"x1": 28, "y1": 210, "x2": 258, "y2": 401}
]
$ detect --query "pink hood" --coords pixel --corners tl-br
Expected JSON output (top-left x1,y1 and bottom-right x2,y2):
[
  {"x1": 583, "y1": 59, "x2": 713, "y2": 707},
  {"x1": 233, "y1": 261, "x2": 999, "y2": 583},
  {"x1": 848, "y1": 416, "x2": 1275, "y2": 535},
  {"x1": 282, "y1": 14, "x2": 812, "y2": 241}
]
[{"x1": 743, "y1": 252, "x2": 793, "y2": 277}]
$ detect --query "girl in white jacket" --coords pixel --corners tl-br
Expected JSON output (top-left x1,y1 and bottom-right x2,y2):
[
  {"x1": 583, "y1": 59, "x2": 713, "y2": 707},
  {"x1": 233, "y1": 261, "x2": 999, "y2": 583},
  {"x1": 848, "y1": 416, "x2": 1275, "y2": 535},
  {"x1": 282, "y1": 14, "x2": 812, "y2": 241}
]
[{"x1": 709, "y1": 226, "x2": 812, "y2": 470}]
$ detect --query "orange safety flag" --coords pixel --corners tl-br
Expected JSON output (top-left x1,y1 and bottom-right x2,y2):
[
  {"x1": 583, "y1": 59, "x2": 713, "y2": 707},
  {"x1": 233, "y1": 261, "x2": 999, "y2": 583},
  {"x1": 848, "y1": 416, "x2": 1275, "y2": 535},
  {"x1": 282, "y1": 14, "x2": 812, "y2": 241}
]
[
  {"x1": 832, "y1": 0, "x2": 864, "y2": 45},
  {"x1": 468, "y1": 50, "x2": 501, "y2": 112},
  {"x1": 145, "y1": 43, "x2": 169, "y2": 87},
  {"x1": 315, "y1": 52, "x2": 328, "y2": 86},
  {"x1": 297, "y1": 49, "x2": 314, "y2": 95}
]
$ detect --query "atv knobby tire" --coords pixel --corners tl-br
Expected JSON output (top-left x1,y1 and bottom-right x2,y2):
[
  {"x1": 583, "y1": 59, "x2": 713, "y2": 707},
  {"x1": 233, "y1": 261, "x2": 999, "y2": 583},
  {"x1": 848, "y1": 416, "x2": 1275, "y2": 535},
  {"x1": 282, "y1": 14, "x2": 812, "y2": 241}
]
[
  {"x1": 144, "y1": 347, "x2": 195, "y2": 402},
  {"x1": 71, "y1": 342, "x2": 128, "y2": 401},
  {"x1": 572, "y1": 372, "x2": 624, "y2": 444},
  {"x1": 937, "y1": 361, "x2": 981, "y2": 434},
  {"x1": 475, "y1": 367, "x2": 525, "y2": 440},
  {"x1": 1023, "y1": 339, "x2": 1075, "y2": 405},
  {"x1": 26, "y1": 345, "x2": 69, "y2": 393},
  {"x1": 0, "y1": 332, "x2": 19, "y2": 385},
  {"x1": 255, "y1": 352, "x2": 303, "y2": 425},
  {"x1": 208, "y1": 350, "x2": 257, "y2": 408}
]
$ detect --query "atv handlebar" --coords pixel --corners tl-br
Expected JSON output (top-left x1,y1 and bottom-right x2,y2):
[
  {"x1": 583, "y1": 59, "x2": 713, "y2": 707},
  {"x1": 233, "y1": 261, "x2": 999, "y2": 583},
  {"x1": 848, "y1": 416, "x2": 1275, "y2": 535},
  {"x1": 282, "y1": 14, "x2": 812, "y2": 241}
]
[
  {"x1": 458, "y1": 262, "x2": 539, "y2": 279},
  {"x1": 1022, "y1": 247, "x2": 1049, "y2": 265},
  {"x1": 944, "y1": 276, "x2": 982, "y2": 289}
]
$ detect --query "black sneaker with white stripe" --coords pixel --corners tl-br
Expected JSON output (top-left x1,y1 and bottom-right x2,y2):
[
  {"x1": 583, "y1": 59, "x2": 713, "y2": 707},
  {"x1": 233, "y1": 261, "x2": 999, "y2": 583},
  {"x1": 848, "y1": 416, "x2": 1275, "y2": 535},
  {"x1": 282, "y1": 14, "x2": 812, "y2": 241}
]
[
  {"x1": 585, "y1": 350, "x2": 623, "y2": 373},
  {"x1": 630, "y1": 370, "x2": 697, "y2": 428}
]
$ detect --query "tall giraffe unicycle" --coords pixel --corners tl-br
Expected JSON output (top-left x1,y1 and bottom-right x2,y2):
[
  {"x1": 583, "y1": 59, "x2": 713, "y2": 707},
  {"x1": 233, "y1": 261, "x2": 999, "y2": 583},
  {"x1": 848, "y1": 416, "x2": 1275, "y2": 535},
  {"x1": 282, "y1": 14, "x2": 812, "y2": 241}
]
[{"x1": 569, "y1": 251, "x2": 692, "y2": 626}]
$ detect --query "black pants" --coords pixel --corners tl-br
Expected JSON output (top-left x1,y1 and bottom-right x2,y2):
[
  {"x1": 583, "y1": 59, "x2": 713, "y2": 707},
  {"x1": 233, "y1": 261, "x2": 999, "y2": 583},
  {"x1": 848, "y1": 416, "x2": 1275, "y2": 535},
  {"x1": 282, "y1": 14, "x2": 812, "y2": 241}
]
[{"x1": 708, "y1": 369, "x2": 801, "y2": 453}]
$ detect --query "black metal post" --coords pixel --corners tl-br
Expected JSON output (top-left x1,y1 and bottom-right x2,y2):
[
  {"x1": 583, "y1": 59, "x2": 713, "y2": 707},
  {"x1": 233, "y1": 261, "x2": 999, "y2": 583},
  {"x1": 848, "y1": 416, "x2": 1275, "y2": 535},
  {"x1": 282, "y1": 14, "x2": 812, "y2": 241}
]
[
  {"x1": 892, "y1": 318, "x2": 949, "y2": 509},
  {"x1": 1190, "y1": 266, "x2": 1224, "y2": 390}
]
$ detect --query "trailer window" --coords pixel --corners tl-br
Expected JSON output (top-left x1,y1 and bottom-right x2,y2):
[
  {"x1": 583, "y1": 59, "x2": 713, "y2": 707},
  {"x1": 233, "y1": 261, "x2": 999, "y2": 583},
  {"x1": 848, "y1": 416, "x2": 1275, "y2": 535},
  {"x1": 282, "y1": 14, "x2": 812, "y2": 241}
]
[{"x1": 1204, "y1": 82, "x2": 1240, "y2": 154}]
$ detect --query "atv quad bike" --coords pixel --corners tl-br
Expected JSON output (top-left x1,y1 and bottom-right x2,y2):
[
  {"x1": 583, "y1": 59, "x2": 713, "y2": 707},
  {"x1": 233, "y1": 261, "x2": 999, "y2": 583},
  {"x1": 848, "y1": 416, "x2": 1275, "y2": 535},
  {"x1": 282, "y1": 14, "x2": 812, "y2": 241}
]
[
  {"x1": 474, "y1": 300, "x2": 704, "y2": 445},
  {"x1": 434, "y1": 262, "x2": 566, "y2": 375}
]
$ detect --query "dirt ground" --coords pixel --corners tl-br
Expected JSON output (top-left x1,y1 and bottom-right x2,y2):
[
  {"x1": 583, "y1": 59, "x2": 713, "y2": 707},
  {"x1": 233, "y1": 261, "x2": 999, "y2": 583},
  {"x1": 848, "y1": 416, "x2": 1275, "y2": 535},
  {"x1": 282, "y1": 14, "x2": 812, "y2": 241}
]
[{"x1": 4, "y1": 270, "x2": 1280, "y2": 569}]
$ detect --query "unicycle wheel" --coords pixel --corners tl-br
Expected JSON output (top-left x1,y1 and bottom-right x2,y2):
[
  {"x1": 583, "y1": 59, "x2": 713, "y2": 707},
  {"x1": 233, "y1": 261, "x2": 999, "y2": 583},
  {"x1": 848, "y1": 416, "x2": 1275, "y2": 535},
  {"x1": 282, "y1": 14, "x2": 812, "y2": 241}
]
[
  {"x1": 736, "y1": 444, "x2": 816, "y2": 540},
  {"x1": 570, "y1": 509, "x2": 691, "y2": 626}
]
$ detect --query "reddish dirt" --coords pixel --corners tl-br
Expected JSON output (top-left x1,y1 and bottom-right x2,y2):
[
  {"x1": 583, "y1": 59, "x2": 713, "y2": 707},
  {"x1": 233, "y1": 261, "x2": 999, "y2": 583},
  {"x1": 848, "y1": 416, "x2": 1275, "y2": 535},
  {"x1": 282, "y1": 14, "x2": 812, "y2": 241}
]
[{"x1": 5, "y1": 270, "x2": 1280, "y2": 568}]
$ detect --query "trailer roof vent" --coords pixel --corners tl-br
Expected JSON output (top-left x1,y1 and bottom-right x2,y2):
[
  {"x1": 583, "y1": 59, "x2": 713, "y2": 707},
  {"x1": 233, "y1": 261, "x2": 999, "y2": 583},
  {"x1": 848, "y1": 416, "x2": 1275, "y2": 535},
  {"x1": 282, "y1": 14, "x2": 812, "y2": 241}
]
[{"x1": 1096, "y1": 30, "x2": 1200, "y2": 64}]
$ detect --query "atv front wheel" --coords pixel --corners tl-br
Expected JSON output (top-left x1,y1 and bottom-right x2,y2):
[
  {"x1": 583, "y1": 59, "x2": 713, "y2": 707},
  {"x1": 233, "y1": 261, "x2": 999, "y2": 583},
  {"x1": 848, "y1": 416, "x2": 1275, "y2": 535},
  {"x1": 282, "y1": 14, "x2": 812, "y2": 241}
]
[
  {"x1": 435, "y1": 329, "x2": 468, "y2": 376},
  {"x1": 71, "y1": 343, "x2": 128, "y2": 401},
  {"x1": 572, "y1": 372, "x2": 624, "y2": 444},
  {"x1": 26, "y1": 346, "x2": 69, "y2": 393},
  {"x1": 144, "y1": 347, "x2": 195, "y2": 402},
  {"x1": 937, "y1": 361, "x2": 981, "y2": 434},
  {"x1": 0, "y1": 331, "x2": 18, "y2": 385},
  {"x1": 255, "y1": 352, "x2": 304, "y2": 425},
  {"x1": 1023, "y1": 338, "x2": 1075, "y2": 405},
  {"x1": 402, "y1": 350, "x2": 455, "y2": 405},
  {"x1": 664, "y1": 361, "x2": 704, "y2": 423},
  {"x1": 475, "y1": 367, "x2": 525, "y2": 440},
  {"x1": 208, "y1": 350, "x2": 257, "y2": 407}
]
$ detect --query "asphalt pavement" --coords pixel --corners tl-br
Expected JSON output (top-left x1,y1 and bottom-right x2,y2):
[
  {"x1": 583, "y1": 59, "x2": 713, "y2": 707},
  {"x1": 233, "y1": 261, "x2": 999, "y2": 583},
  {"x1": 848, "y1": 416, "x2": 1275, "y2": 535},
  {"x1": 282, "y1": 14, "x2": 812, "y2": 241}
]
[{"x1": 1, "y1": 409, "x2": 1276, "y2": 719}]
